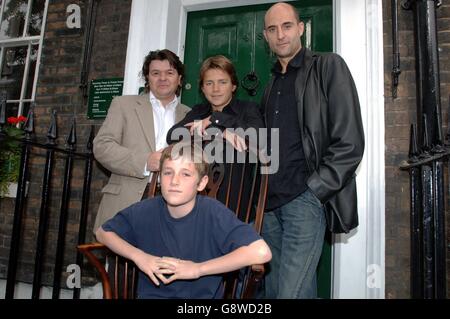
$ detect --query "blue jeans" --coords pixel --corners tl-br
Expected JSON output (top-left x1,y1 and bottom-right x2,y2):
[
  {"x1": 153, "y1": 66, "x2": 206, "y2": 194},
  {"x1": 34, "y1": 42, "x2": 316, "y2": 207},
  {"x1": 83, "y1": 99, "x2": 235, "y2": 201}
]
[{"x1": 262, "y1": 189, "x2": 326, "y2": 299}]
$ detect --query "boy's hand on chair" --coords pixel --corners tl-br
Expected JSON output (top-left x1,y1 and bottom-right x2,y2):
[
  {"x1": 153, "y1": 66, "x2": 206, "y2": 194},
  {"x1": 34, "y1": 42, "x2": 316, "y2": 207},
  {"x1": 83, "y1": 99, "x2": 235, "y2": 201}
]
[
  {"x1": 160, "y1": 256, "x2": 200, "y2": 283},
  {"x1": 133, "y1": 252, "x2": 176, "y2": 286}
]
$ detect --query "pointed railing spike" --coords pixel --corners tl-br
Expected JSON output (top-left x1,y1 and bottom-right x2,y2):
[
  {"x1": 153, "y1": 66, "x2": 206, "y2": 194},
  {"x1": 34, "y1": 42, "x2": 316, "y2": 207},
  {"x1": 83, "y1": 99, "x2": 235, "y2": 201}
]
[
  {"x1": 432, "y1": 108, "x2": 445, "y2": 153},
  {"x1": 408, "y1": 124, "x2": 419, "y2": 163},
  {"x1": 420, "y1": 114, "x2": 430, "y2": 158},
  {"x1": 86, "y1": 125, "x2": 94, "y2": 152},
  {"x1": 422, "y1": 115, "x2": 430, "y2": 148},
  {"x1": 24, "y1": 107, "x2": 35, "y2": 140},
  {"x1": 47, "y1": 109, "x2": 57, "y2": 145},
  {"x1": 67, "y1": 117, "x2": 77, "y2": 150}
]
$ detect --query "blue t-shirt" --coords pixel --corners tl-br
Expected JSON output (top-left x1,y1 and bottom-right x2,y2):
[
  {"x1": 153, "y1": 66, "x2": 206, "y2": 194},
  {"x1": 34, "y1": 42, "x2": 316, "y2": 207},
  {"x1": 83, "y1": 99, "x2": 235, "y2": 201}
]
[{"x1": 102, "y1": 195, "x2": 261, "y2": 299}]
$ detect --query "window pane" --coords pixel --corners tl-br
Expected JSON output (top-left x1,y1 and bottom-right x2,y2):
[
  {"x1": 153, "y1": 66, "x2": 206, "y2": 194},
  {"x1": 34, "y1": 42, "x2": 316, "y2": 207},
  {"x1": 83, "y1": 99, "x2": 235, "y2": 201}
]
[
  {"x1": 5, "y1": 101, "x2": 19, "y2": 118},
  {"x1": 4, "y1": 102, "x2": 29, "y2": 120},
  {"x1": 0, "y1": 0, "x2": 29, "y2": 40},
  {"x1": 24, "y1": 44, "x2": 37, "y2": 99},
  {"x1": 20, "y1": 101, "x2": 30, "y2": 117},
  {"x1": 28, "y1": 0, "x2": 45, "y2": 36},
  {"x1": 0, "y1": 45, "x2": 27, "y2": 100}
]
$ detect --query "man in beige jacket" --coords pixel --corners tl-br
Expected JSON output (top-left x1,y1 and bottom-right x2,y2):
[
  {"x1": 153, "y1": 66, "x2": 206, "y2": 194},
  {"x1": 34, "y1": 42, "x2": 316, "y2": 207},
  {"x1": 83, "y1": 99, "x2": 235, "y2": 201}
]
[{"x1": 93, "y1": 49, "x2": 190, "y2": 231}]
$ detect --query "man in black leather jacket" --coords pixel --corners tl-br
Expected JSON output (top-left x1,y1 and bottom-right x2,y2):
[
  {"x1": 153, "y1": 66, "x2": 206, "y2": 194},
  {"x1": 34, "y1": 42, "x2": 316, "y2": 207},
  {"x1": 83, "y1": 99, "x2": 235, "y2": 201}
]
[{"x1": 261, "y1": 2, "x2": 364, "y2": 299}]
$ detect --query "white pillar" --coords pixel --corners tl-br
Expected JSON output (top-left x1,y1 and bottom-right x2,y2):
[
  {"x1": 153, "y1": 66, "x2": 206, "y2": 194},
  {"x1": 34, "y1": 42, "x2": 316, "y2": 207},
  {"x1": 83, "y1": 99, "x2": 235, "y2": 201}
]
[
  {"x1": 332, "y1": 0, "x2": 385, "y2": 299},
  {"x1": 123, "y1": 0, "x2": 169, "y2": 95}
]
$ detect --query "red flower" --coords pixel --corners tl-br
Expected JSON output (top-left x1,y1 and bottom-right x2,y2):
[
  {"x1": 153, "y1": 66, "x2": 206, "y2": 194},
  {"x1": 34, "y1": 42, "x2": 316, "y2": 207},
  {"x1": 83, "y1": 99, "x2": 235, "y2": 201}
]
[
  {"x1": 17, "y1": 115, "x2": 27, "y2": 122},
  {"x1": 7, "y1": 117, "x2": 19, "y2": 124}
]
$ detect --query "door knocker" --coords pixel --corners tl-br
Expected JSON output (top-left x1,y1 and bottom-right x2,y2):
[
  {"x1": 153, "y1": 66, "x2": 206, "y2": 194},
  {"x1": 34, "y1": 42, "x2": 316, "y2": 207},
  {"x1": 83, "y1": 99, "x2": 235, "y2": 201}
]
[{"x1": 241, "y1": 71, "x2": 259, "y2": 96}]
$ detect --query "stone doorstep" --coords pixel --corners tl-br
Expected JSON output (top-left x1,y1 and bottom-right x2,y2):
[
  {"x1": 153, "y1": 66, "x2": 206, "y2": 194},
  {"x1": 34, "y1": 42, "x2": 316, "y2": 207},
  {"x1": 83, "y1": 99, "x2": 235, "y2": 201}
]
[{"x1": 0, "y1": 279, "x2": 103, "y2": 299}]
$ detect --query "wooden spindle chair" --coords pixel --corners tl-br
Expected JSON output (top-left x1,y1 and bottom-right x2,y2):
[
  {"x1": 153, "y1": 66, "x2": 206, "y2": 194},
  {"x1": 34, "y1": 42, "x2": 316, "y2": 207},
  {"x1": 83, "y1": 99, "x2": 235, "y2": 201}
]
[{"x1": 78, "y1": 145, "x2": 269, "y2": 299}]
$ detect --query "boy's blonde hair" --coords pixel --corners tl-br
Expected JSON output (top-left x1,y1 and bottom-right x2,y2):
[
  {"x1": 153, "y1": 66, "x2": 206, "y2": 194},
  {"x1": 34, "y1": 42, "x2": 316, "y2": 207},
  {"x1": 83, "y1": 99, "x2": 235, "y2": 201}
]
[{"x1": 160, "y1": 142, "x2": 209, "y2": 179}]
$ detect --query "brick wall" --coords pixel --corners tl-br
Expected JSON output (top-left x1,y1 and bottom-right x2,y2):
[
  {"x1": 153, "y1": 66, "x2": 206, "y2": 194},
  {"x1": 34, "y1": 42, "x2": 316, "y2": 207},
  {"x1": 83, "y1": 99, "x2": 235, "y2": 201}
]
[
  {"x1": 383, "y1": 0, "x2": 450, "y2": 298},
  {"x1": 0, "y1": 0, "x2": 131, "y2": 288}
]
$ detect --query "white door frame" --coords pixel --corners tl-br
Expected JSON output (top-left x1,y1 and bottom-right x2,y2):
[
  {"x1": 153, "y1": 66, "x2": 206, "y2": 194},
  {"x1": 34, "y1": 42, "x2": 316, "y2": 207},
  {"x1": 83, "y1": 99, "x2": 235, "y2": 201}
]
[
  {"x1": 123, "y1": 0, "x2": 385, "y2": 299},
  {"x1": 332, "y1": 0, "x2": 385, "y2": 299}
]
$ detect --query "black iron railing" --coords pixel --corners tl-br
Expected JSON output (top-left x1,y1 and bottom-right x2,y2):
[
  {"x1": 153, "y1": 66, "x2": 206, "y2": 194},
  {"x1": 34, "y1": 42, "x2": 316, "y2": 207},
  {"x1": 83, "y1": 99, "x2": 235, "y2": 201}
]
[
  {"x1": 399, "y1": 0, "x2": 447, "y2": 299},
  {"x1": 400, "y1": 115, "x2": 448, "y2": 299},
  {"x1": 0, "y1": 101, "x2": 94, "y2": 299}
]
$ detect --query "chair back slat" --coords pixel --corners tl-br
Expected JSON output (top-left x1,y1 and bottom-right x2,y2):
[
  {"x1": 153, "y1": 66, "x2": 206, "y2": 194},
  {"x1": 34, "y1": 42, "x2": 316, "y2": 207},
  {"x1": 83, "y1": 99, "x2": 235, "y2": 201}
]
[
  {"x1": 245, "y1": 164, "x2": 258, "y2": 223},
  {"x1": 204, "y1": 162, "x2": 224, "y2": 198},
  {"x1": 235, "y1": 162, "x2": 246, "y2": 216},
  {"x1": 130, "y1": 267, "x2": 136, "y2": 299},
  {"x1": 123, "y1": 261, "x2": 129, "y2": 299},
  {"x1": 114, "y1": 256, "x2": 119, "y2": 299},
  {"x1": 224, "y1": 163, "x2": 234, "y2": 208}
]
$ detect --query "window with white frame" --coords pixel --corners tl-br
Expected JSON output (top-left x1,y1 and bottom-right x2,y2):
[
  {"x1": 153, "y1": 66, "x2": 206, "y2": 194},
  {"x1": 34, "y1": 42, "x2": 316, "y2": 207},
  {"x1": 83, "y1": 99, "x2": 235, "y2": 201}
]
[{"x1": 0, "y1": 0, "x2": 48, "y2": 118}]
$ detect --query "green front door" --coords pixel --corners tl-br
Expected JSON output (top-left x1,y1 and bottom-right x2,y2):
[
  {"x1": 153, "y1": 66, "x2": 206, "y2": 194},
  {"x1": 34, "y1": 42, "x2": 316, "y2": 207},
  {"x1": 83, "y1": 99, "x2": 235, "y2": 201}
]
[
  {"x1": 182, "y1": 0, "x2": 333, "y2": 298},
  {"x1": 182, "y1": 0, "x2": 332, "y2": 106}
]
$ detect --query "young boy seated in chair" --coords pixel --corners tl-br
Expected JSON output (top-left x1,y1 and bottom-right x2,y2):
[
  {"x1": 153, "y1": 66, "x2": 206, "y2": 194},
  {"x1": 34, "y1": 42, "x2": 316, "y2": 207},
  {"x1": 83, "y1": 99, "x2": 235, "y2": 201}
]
[{"x1": 96, "y1": 142, "x2": 272, "y2": 299}]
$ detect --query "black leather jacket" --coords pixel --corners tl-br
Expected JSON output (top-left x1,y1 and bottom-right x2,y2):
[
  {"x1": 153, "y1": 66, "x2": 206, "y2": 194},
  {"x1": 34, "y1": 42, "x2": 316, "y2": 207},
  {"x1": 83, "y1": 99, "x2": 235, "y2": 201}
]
[{"x1": 262, "y1": 49, "x2": 365, "y2": 233}]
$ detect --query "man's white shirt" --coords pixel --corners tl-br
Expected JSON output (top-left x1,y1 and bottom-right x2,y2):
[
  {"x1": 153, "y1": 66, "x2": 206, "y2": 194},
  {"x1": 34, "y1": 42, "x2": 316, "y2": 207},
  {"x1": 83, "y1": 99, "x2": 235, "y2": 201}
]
[{"x1": 143, "y1": 92, "x2": 178, "y2": 176}]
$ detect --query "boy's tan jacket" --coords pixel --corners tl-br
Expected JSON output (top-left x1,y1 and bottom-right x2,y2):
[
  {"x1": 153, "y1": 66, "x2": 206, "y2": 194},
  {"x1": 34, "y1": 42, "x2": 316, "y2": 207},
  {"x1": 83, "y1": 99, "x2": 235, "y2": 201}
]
[{"x1": 93, "y1": 94, "x2": 190, "y2": 232}]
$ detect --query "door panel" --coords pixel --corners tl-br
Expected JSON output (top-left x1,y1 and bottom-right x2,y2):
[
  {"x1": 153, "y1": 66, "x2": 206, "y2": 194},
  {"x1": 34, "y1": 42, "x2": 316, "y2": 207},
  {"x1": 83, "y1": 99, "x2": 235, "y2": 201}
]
[
  {"x1": 201, "y1": 24, "x2": 238, "y2": 59},
  {"x1": 184, "y1": 8, "x2": 254, "y2": 104},
  {"x1": 183, "y1": 0, "x2": 332, "y2": 299}
]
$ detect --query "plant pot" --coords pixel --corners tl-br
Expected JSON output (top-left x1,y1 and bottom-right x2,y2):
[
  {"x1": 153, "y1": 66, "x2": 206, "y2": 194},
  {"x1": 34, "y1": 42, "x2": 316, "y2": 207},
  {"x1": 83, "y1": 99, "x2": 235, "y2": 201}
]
[
  {"x1": 0, "y1": 181, "x2": 30, "y2": 199},
  {"x1": 1, "y1": 182, "x2": 18, "y2": 198},
  {"x1": 0, "y1": 151, "x2": 21, "y2": 198}
]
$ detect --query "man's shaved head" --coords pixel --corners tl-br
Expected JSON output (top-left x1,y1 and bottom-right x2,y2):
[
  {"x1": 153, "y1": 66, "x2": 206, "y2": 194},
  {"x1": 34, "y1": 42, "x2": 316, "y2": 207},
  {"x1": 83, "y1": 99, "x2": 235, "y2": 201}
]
[{"x1": 264, "y1": 2, "x2": 300, "y2": 29}]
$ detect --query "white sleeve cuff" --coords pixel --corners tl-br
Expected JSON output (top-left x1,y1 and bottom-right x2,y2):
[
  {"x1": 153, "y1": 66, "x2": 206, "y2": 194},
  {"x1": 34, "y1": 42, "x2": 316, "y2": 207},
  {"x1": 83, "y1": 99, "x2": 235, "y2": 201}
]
[{"x1": 143, "y1": 162, "x2": 150, "y2": 176}]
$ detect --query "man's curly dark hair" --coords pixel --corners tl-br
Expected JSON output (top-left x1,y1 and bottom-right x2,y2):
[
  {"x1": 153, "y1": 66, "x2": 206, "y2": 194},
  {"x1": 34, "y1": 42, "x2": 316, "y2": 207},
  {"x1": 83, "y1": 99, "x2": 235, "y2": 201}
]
[{"x1": 141, "y1": 49, "x2": 184, "y2": 96}]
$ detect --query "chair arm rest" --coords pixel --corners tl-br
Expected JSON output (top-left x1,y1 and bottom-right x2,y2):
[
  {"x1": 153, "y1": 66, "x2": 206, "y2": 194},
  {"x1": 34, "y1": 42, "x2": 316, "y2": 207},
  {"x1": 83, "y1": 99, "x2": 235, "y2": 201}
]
[
  {"x1": 242, "y1": 263, "x2": 266, "y2": 299},
  {"x1": 77, "y1": 242, "x2": 113, "y2": 299}
]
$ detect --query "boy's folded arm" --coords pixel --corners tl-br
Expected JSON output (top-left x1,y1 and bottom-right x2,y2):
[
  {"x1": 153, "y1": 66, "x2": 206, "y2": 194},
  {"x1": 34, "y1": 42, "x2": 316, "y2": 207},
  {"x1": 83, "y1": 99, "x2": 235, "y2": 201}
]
[
  {"x1": 198, "y1": 239, "x2": 272, "y2": 277},
  {"x1": 96, "y1": 227, "x2": 143, "y2": 261},
  {"x1": 162, "y1": 239, "x2": 272, "y2": 284},
  {"x1": 95, "y1": 227, "x2": 173, "y2": 286}
]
